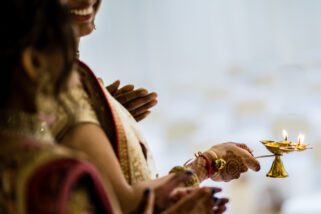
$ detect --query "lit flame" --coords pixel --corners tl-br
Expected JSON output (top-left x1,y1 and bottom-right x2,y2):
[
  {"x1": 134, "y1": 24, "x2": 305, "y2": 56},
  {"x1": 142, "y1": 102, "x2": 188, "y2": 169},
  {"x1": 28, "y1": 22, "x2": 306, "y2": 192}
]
[
  {"x1": 282, "y1": 130, "x2": 288, "y2": 141},
  {"x1": 298, "y1": 134, "x2": 305, "y2": 145}
]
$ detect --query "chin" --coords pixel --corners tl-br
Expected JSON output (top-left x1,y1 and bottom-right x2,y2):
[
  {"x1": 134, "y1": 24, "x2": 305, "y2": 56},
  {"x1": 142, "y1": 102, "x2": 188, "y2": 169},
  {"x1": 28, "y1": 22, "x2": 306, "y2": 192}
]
[
  {"x1": 79, "y1": 29, "x2": 94, "y2": 37},
  {"x1": 76, "y1": 23, "x2": 94, "y2": 38}
]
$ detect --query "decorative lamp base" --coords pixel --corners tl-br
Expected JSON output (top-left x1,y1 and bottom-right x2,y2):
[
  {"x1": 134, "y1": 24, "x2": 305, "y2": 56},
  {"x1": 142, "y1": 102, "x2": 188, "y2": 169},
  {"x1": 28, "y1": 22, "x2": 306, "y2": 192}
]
[{"x1": 266, "y1": 155, "x2": 288, "y2": 178}]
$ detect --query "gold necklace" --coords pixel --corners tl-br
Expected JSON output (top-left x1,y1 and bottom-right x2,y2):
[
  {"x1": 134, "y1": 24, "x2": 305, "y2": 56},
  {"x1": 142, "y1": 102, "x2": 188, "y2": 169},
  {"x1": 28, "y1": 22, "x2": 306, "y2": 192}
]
[{"x1": 0, "y1": 111, "x2": 53, "y2": 142}]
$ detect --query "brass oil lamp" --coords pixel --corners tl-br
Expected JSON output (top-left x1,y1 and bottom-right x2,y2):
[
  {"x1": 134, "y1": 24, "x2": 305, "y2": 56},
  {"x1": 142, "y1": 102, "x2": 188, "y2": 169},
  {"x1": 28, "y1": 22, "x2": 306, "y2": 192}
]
[{"x1": 257, "y1": 130, "x2": 311, "y2": 178}]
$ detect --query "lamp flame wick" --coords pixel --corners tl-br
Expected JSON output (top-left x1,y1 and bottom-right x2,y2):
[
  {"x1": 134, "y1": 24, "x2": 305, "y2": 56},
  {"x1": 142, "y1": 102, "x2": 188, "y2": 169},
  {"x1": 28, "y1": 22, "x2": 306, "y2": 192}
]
[
  {"x1": 282, "y1": 130, "x2": 288, "y2": 141},
  {"x1": 298, "y1": 134, "x2": 304, "y2": 145}
]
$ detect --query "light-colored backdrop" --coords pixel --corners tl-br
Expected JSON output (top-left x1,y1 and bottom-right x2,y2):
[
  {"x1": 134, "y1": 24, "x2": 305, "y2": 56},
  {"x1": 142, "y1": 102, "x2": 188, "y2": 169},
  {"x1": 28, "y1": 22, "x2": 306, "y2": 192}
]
[{"x1": 80, "y1": 1, "x2": 321, "y2": 213}]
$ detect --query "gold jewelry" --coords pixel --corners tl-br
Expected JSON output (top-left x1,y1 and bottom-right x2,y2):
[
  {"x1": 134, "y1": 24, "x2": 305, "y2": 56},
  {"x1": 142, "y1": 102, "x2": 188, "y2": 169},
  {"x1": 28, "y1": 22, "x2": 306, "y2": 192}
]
[
  {"x1": 0, "y1": 111, "x2": 53, "y2": 142},
  {"x1": 169, "y1": 166, "x2": 200, "y2": 187},
  {"x1": 207, "y1": 150, "x2": 226, "y2": 170},
  {"x1": 215, "y1": 159, "x2": 226, "y2": 170}
]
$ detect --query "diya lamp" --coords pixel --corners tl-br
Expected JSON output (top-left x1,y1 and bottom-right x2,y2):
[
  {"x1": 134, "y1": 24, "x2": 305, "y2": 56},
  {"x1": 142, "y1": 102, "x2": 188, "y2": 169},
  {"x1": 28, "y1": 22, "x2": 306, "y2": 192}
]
[{"x1": 256, "y1": 130, "x2": 311, "y2": 178}]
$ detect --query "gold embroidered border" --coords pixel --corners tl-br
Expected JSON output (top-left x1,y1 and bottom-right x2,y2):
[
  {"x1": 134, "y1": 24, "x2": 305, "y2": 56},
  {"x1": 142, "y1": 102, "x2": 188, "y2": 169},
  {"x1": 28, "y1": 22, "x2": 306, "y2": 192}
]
[{"x1": 99, "y1": 84, "x2": 132, "y2": 183}]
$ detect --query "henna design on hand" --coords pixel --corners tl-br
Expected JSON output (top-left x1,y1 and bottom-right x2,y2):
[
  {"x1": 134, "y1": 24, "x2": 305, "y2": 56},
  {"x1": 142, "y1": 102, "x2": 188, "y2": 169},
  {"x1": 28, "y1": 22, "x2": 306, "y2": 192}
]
[
  {"x1": 236, "y1": 143, "x2": 253, "y2": 155},
  {"x1": 221, "y1": 151, "x2": 247, "y2": 181}
]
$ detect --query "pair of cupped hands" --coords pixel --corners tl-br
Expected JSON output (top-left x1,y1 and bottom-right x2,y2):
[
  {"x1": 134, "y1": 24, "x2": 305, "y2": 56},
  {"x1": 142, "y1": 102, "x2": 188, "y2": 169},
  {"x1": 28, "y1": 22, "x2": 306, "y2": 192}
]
[
  {"x1": 132, "y1": 173, "x2": 229, "y2": 214},
  {"x1": 106, "y1": 80, "x2": 261, "y2": 213}
]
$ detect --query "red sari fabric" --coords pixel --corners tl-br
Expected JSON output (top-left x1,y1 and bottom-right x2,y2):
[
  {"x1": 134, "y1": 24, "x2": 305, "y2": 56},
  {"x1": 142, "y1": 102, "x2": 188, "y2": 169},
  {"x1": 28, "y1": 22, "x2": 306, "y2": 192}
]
[
  {"x1": 27, "y1": 158, "x2": 114, "y2": 214},
  {"x1": 0, "y1": 136, "x2": 114, "y2": 214}
]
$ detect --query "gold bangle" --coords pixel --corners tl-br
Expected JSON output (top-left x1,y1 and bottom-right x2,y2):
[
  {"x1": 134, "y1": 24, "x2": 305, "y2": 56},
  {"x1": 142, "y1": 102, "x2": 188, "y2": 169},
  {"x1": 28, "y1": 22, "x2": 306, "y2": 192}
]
[{"x1": 169, "y1": 166, "x2": 200, "y2": 187}]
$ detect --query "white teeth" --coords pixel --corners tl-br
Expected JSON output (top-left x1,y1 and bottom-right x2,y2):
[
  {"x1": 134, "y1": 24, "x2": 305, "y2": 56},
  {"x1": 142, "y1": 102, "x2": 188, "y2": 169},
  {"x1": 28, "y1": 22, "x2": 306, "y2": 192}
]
[{"x1": 70, "y1": 7, "x2": 93, "y2": 16}]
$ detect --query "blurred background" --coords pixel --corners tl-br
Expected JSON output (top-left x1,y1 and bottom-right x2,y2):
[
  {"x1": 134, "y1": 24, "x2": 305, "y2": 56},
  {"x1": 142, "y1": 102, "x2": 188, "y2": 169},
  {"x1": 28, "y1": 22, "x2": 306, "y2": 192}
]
[{"x1": 80, "y1": 0, "x2": 321, "y2": 213}]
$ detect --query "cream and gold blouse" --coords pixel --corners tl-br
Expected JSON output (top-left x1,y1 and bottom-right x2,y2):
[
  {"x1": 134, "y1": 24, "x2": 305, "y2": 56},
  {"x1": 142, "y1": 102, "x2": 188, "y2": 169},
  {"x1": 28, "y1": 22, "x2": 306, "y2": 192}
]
[
  {"x1": 50, "y1": 71, "x2": 100, "y2": 141},
  {"x1": 51, "y1": 68, "x2": 157, "y2": 185}
]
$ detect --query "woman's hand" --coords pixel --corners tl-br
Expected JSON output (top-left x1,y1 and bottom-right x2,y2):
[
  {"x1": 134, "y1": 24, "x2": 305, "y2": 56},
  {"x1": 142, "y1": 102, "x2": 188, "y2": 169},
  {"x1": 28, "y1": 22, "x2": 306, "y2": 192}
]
[
  {"x1": 212, "y1": 196, "x2": 229, "y2": 214},
  {"x1": 163, "y1": 187, "x2": 228, "y2": 214},
  {"x1": 206, "y1": 142, "x2": 260, "y2": 182},
  {"x1": 132, "y1": 186, "x2": 229, "y2": 214},
  {"x1": 106, "y1": 80, "x2": 158, "y2": 122},
  {"x1": 132, "y1": 172, "x2": 195, "y2": 213},
  {"x1": 155, "y1": 178, "x2": 229, "y2": 214},
  {"x1": 131, "y1": 188, "x2": 155, "y2": 214},
  {"x1": 153, "y1": 172, "x2": 193, "y2": 212}
]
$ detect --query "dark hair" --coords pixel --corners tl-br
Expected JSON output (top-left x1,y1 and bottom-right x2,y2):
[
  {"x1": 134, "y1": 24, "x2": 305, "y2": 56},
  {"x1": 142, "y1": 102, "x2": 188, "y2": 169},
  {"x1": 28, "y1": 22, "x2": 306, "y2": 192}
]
[{"x1": 0, "y1": 0, "x2": 76, "y2": 106}]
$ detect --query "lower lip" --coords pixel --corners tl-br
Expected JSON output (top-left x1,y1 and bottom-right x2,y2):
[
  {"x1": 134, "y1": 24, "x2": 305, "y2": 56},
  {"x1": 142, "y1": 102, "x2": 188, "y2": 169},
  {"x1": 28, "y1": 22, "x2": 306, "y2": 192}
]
[{"x1": 70, "y1": 13, "x2": 94, "y2": 23}]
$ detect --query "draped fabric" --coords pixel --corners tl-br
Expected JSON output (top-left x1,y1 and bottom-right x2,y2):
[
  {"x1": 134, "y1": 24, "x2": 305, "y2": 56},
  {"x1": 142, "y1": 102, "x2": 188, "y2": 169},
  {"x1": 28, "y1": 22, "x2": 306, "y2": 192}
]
[
  {"x1": 77, "y1": 60, "x2": 157, "y2": 184},
  {"x1": 0, "y1": 137, "x2": 118, "y2": 214}
]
